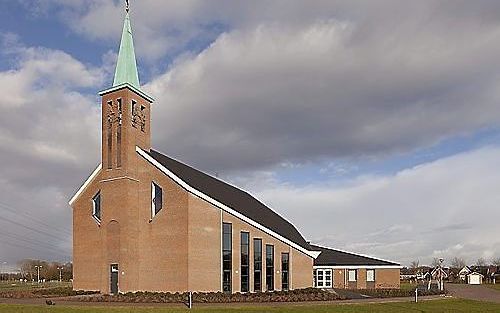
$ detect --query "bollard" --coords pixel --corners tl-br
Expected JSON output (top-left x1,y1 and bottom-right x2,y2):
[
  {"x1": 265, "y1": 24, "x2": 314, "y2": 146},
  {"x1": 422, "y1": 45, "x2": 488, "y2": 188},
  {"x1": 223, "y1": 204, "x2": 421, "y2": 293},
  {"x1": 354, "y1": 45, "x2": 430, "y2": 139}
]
[
  {"x1": 415, "y1": 288, "x2": 418, "y2": 303},
  {"x1": 188, "y1": 291, "x2": 192, "y2": 309}
]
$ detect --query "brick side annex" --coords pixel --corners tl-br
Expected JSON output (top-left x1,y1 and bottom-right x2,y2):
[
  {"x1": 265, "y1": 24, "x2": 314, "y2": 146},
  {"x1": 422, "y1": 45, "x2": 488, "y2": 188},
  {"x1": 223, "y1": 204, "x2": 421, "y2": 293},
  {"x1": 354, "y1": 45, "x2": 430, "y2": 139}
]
[{"x1": 70, "y1": 6, "x2": 400, "y2": 294}]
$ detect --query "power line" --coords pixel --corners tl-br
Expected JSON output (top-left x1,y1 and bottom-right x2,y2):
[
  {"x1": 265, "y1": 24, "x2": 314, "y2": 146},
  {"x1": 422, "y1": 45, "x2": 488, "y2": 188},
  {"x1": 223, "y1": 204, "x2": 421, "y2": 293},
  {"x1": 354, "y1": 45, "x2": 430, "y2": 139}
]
[
  {"x1": 0, "y1": 230, "x2": 69, "y2": 256},
  {"x1": 0, "y1": 215, "x2": 66, "y2": 241},
  {"x1": 0, "y1": 238, "x2": 69, "y2": 259},
  {"x1": 0, "y1": 202, "x2": 72, "y2": 235}
]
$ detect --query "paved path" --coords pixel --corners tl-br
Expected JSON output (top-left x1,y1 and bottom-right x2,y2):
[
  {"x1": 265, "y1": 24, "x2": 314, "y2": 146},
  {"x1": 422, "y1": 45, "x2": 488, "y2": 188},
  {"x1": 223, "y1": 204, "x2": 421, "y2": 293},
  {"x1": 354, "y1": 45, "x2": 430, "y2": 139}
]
[{"x1": 446, "y1": 284, "x2": 500, "y2": 303}]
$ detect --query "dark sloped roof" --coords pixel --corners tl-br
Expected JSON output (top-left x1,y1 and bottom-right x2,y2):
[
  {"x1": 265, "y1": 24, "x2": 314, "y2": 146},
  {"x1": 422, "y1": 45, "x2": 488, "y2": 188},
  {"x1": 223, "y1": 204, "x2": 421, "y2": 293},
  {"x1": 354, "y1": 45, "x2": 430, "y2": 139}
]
[
  {"x1": 310, "y1": 244, "x2": 400, "y2": 266},
  {"x1": 146, "y1": 149, "x2": 311, "y2": 252}
]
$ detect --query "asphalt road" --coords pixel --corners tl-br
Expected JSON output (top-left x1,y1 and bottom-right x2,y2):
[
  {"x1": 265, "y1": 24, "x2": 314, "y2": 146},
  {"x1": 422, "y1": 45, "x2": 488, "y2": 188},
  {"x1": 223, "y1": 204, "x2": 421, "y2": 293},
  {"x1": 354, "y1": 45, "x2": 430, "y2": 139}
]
[{"x1": 446, "y1": 283, "x2": 500, "y2": 303}]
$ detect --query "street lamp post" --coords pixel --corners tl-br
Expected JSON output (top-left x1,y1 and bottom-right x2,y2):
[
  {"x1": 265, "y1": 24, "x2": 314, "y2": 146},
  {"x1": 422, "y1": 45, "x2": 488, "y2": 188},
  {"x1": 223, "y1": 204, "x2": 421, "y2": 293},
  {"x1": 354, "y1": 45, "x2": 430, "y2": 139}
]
[
  {"x1": 57, "y1": 267, "x2": 63, "y2": 283},
  {"x1": 1, "y1": 262, "x2": 6, "y2": 282},
  {"x1": 34, "y1": 265, "x2": 42, "y2": 284}
]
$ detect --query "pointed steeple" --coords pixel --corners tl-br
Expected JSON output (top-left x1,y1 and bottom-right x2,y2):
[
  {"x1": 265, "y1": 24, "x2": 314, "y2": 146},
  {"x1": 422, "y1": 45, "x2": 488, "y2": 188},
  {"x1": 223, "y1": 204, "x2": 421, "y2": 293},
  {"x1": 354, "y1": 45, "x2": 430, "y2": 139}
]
[
  {"x1": 113, "y1": 9, "x2": 140, "y2": 89},
  {"x1": 100, "y1": 1, "x2": 153, "y2": 103}
]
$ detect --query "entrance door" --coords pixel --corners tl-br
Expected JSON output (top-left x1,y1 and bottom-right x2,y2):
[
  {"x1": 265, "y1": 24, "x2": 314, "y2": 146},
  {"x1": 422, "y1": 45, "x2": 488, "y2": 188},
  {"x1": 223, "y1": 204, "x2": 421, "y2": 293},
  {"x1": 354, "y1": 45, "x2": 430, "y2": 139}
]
[
  {"x1": 110, "y1": 264, "x2": 119, "y2": 295},
  {"x1": 315, "y1": 269, "x2": 332, "y2": 288}
]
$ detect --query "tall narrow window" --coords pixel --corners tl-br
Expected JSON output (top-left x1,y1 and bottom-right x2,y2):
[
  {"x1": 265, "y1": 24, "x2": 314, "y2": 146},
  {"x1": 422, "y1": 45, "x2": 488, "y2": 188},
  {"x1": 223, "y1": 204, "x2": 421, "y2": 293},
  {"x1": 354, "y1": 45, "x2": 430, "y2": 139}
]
[
  {"x1": 366, "y1": 269, "x2": 375, "y2": 282},
  {"x1": 92, "y1": 192, "x2": 101, "y2": 222},
  {"x1": 116, "y1": 98, "x2": 122, "y2": 168},
  {"x1": 281, "y1": 253, "x2": 289, "y2": 290},
  {"x1": 107, "y1": 101, "x2": 113, "y2": 169},
  {"x1": 151, "y1": 182, "x2": 163, "y2": 218},
  {"x1": 266, "y1": 244, "x2": 274, "y2": 291},
  {"x1": 253, "y1": 238, "x2": 262, "y2": 292},
  {"x1": 240, "y1": 232, "x2": 249, "y2": 292},
  {"x1": 222, "y1": 223, "x2": 232, "y2": 293},
  {"x1": 348, "y1": 269, "x2": 357, "y2": 282},
  {"x1": 131, "y1": 100, "x2": 137, "y2": 129}
]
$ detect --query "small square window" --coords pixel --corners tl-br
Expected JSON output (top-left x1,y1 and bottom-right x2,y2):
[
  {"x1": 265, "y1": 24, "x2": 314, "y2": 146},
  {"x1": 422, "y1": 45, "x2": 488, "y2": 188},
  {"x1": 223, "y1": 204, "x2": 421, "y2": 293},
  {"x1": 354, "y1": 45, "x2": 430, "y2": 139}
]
[
  {"x1": 151, "y1": 182, "x2": 163, "y2": 218},
  {"x1": 92, "y1": 192, "x2": 101, "y2": 222}
]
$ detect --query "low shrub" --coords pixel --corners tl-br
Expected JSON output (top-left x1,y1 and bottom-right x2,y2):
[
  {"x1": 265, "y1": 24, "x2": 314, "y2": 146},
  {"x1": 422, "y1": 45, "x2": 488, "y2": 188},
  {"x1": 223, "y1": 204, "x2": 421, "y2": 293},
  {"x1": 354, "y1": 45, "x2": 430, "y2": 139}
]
[
  {"x1": 0, "y1": 291, "x2": 39, "y2": 299},
  {"x1": 0, "y1": 287, "x2": 99, "y2": 299},
  {"x1": 75, "y1": 288, "x2": 345, "y2": 303},
  {"x1": 32, "y1": 287, "x2": 99, "y2": 297},
  {"x1": 354, "y1": 287, "x2": 445, "y2": 298}
]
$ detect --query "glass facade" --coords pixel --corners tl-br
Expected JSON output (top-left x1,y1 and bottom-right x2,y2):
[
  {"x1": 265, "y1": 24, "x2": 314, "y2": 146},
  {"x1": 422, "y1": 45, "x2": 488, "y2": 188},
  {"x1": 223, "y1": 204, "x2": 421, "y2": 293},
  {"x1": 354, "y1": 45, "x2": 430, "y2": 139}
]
[
  {"x1": 253, "y1": 238, "x2": 262, "y2": 292},
  {"x1": 240, "y1": 232, "x2": 249, "y2": 292},
  {"x1": 222, "y1": 223, "x2": 232, "y2": 293},
  {"x1": 266, "y1": 244, "x2": 274, "y2": 291},
  {"x1": 281, "y1": 253, "x2": 289, "y2": 290}
]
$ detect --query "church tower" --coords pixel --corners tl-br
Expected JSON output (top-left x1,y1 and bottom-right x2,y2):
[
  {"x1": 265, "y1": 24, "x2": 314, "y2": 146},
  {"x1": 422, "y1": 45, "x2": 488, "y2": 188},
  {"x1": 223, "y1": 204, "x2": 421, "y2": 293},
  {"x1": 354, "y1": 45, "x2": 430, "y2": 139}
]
[{"x1": 98, "y1": 5, "x2": 154, "y2": 182}]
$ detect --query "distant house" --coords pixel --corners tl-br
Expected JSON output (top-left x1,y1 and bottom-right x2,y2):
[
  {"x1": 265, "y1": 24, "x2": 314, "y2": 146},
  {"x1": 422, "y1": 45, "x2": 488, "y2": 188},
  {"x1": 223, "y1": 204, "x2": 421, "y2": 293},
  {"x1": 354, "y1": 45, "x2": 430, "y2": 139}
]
[
  {"x1": 310, "y1": 244, "x2": 401, "y2": 289},
  {"x1": 400, "y1": 267, "x2": 417, "y2": 281},
  {"x1": 416, "y1": 268, "x2": 431, "y2": 281},
  {"x1": 487, "y1": 266, "x2": 500, "y2": 284},
  {"x1": 459, "y1": 266, "x2": 472, "y2": 281},
  {"x1": 467, "y1": 272, "x2": 484, "y2": 285}
]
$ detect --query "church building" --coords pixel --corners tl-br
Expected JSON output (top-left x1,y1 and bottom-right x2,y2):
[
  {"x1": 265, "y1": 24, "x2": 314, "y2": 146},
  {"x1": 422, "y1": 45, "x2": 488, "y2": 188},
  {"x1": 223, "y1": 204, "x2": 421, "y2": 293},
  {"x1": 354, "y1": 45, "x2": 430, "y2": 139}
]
[{"x1": 70, "y1": 6, "x2": 400, "y2": 294}]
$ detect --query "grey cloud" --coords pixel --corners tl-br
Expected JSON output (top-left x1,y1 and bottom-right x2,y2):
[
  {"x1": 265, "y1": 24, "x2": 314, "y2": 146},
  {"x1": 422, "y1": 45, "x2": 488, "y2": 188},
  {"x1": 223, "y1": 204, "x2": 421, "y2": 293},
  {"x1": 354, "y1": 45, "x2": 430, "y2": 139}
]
[
  {"x1": 145, "y1": 13, "x2": 500, "y2": 172},
  {"x1": 430, "y1": 223, "x2": 472, "y2": 233}
]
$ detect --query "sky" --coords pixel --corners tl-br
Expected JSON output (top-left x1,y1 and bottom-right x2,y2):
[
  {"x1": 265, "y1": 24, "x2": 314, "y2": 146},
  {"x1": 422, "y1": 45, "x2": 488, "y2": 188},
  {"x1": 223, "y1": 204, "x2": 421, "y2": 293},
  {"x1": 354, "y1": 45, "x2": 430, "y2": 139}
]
[{"x1": 1, "y1": 0, "x2": 500, "y2": 270}]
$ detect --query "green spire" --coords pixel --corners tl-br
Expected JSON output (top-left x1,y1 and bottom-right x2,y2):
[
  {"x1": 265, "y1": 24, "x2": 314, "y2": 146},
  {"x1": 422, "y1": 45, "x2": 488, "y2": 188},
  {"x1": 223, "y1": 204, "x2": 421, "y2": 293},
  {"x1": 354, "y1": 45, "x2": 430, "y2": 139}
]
[{"x1": 113, "y1": 11, "x2": 140, "y2": 89}]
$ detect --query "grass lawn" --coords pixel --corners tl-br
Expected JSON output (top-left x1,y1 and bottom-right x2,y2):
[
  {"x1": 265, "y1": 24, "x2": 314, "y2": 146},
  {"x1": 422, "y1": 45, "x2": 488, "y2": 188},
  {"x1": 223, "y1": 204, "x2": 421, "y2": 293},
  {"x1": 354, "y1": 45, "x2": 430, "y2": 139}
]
[
  {"x1": 0, "y1": 281, "x2": 71, "y2": 292},
  {"x1": 1, "y1": 299, "x2": 500, "y2": 313},
  {"x1": 400, "y1": 282, "x2": 417, "y2": 291}
]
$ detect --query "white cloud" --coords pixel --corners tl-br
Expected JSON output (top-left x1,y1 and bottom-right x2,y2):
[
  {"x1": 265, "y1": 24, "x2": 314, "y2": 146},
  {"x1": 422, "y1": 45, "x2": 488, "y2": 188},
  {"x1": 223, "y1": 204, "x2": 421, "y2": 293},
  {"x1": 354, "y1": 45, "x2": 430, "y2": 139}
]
[{"x1": 248, "y1": 147, "x2": 500, "y2": 266}]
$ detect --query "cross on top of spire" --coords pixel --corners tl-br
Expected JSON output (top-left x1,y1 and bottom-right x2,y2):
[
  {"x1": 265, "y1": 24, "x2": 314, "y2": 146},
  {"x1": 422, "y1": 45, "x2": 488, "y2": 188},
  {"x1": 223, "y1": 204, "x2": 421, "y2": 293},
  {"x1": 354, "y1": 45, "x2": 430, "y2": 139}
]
[{"x1": 125, "y1": 0, "x2": 130, "y2": 13}]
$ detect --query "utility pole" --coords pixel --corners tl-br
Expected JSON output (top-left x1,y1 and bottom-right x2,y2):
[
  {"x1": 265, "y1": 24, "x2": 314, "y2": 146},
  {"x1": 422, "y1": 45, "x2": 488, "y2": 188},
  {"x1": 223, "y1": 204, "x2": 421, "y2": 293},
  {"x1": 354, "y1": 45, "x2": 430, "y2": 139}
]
[
  {"x1": 57, "y1": 267, "x2": 63, "y2": 282},
  {"x1": 34, "y1": 265, "x2": 42, "y2": 284}
]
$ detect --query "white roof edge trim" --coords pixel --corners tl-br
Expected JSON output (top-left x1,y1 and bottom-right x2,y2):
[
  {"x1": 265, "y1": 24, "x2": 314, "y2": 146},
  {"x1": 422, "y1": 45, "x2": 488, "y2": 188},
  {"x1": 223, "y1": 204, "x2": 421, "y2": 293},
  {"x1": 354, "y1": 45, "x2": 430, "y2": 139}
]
[
  {"x1": 99, "y1": 83, "x2": 155, "y2": 102},
  {"x1": 314, "y1": 265, "x2": 403, "y2": 269},
  {"x1": 69, "y1": 164, "x2": 102, "y2": 206},
  {"x1": 136, "y1": 146, "x2": 320, "y2": 259},
  {"x1": 311, "y1": 243, "x2": 400, "y2": 265}
]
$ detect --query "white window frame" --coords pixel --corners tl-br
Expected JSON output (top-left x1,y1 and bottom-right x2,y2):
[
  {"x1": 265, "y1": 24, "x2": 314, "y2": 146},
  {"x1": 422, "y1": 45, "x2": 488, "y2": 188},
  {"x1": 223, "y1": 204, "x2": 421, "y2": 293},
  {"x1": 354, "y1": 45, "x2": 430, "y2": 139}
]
[
  {"x1": 348, "y1": 269, "x2": 357, "y2": 282},
  {"x1": 366, "y1": 269, "x2": 375, "y2": 282},
  {"x1": 315, "y1": 269, "x2": 332, "y2": 288},
  {"x1": 92, "y1": 192, "x2": 101, "y2": 223},
  {"x1": 151, "y1": 182, "x2": 163, "y2": 219}
]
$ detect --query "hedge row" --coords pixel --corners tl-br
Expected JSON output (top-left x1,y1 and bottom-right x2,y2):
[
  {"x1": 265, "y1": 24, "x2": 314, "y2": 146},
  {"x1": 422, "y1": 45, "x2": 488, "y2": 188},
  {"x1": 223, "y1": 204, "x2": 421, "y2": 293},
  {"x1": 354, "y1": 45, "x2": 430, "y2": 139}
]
[
  {"x1": 0, "y1": 287, "x2": 98, "y2": 299},
  {"x1": 77, "y1": 288, "x2": 345, "y2": 303},
  {"x1": 356, "y1": 287, "x2": 445, "y2": 298}
]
